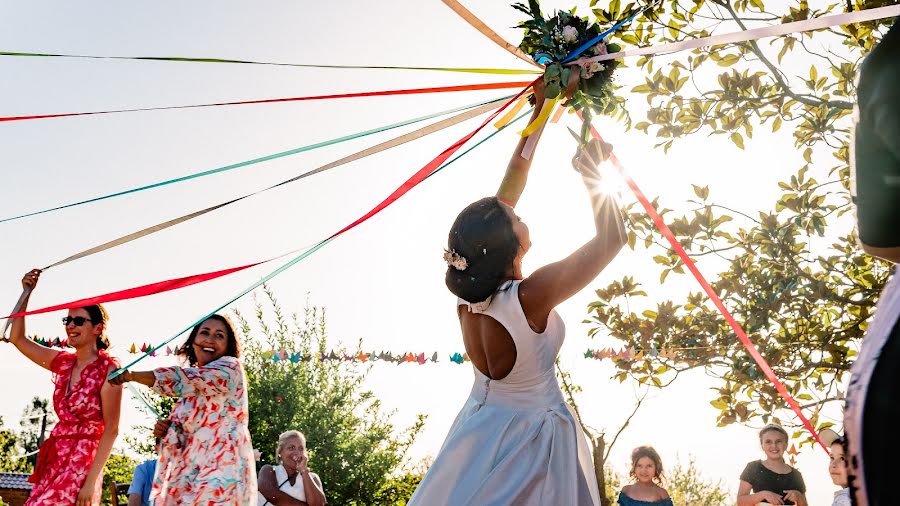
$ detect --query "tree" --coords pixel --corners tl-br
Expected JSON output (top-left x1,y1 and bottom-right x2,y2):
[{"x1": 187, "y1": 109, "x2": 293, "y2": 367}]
[
  {"x1": 101, "y1": 453, "x2": 137, "y2": 505},
  {"x1": 667, "y1": 457, "x2": 730, "y2": 506},
  {"x1": 584, "y1": 0, "x2": 896, "y2": 439},
  {"x1": 125, "y1": 389, "x2": 174, "y2": 459},
  {"x1": 0, "y1": 417, "x2": 30, "y2": 474},
  {"x1": 18, "y1": 397, "x2": 54, "y2": 468},
  {"x1": 235, "y1": 287, "x2": 425, "y2": 505}
]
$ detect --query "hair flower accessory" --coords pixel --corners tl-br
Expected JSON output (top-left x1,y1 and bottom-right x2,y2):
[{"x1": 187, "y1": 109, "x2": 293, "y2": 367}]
[{"x1": 443, "y1": 249, "x2": 469, "y2": 271}]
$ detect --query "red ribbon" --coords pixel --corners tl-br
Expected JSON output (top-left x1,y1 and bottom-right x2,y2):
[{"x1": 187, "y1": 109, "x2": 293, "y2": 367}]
[
  {"x1": 580, "y1": 116, "x2": 828, "y2": 452},
  {"x1": 0, "y1": 81, "x2": 533, "y2": 122},
  {"x1": 4, "y1": 262, "x2": 263, "y2": 319}
]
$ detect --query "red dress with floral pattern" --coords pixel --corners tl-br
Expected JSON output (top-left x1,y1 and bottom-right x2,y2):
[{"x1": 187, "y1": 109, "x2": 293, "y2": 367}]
[{"x1": 26, "y1": 351, "x2": 117, "y2": 506}]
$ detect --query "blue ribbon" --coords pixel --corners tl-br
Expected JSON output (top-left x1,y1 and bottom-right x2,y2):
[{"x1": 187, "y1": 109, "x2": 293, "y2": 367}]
[{"x1": 561, "y1": 2, "x2": 657, "y2": 64}]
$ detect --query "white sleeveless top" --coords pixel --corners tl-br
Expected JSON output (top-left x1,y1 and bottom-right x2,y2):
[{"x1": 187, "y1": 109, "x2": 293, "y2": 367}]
[{"x1": 257, "y1": 465, "x2": 321, "y2": 505}]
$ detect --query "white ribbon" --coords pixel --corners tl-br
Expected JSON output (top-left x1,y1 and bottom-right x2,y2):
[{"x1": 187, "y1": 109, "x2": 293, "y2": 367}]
[{"x1": 572, "y1": 5, "x2": 900, "y2": 66}]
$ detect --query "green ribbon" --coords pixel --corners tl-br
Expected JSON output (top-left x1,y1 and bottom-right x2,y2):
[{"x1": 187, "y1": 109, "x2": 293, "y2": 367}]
[{"x1": 0, "y1": 51, "x2": 539, "y2": 74}]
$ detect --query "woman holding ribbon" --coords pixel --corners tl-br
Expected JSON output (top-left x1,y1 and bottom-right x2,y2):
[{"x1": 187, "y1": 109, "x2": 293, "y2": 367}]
[
  {"x1": 7, "y1": 269, "x2": 122, "y2": 506},
  {"x1": 110, "y1": 314, "x2": 256, "y2": 505},
  {"x1": 408, "y1": 77, "x2": 627, "y2": 505}
]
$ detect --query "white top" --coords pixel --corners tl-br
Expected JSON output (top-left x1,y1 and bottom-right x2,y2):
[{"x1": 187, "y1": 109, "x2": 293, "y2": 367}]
[
  {"x1": 257, "y1": 464, "x2": 322, "y2": 505},
  {"x1": 832, "y1": 488, "x2": 851, "y2": 506}
]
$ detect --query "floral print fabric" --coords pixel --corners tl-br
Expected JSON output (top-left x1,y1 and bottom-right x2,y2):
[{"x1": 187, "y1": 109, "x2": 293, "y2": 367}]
[
  {"x1": 26, "y1": 351, "x2": 116, "y2": 506},
  {"x1": 151, "y1": 356, "x2": 257, "y2": 505}
]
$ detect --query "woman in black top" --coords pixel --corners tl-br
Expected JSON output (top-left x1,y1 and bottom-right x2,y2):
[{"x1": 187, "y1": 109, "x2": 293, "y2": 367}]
[{"x1": 737, "y1": 424, "x2": 807, "y2": 506}]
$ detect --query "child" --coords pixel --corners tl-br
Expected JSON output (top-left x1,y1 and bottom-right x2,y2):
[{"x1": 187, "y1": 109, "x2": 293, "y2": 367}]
[
  {"x1": 737, "y1": 424, "x2": 807, "y2": 506},
  {"x1": 822, "y1": 430, "x2": 850, "y2": 506},
  {"x1": 618, "y1": 446, "x2": 673, "y2": 506}
]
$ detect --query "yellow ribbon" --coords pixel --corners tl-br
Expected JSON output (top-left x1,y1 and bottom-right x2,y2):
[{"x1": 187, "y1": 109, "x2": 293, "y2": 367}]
[
  {"x1": 519, "y1": 98, "x2": 559, "y2": 137},
  {"x1": 493, "y1": 96, "x2": 528, "y2": 129}
]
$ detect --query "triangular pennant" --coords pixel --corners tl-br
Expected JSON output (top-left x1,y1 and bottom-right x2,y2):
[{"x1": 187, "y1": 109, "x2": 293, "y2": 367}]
[
  {"x1": 129, "y1": 343, "x2": 137, "y2": 354},
  {"x1": 430, "y1": 352, "x2": 438, "y2": 363}
]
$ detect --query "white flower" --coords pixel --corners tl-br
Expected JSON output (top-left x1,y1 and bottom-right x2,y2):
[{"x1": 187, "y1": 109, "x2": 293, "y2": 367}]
[
  {"x1": 443, "y1": 249, "x2": 469, "y2": 271},
  {"x1": 580, "y1": 66, "x2": 594, "y2": 80},
  {"x1": 562, "y1": 25, "x2": 579, "y2": 43},
  {"x1": 590, "y1": 62, "x2": 606, "y2": 73}
]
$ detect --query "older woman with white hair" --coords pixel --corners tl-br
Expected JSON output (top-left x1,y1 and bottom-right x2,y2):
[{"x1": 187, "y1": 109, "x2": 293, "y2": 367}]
[{"x1": 257, "y1": 430, "x2": 326, "y2": 506}]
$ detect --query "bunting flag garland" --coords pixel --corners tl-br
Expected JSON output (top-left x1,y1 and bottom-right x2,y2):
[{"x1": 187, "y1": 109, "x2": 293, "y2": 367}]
[
  {"x1": 30, "y1": 335, "x2": 467, "y2": 365},
  {"x1": 0, "y1": 80, "x2": 533, "y2": 123},
  {"x1": 0, "y1": 51, "x2": 540, "y2": 74}
]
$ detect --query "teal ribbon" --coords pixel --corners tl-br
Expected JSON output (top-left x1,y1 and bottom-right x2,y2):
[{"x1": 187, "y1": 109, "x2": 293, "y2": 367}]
[{"x1": 1, "y1": 97, "x2": 510, "y2": 224}]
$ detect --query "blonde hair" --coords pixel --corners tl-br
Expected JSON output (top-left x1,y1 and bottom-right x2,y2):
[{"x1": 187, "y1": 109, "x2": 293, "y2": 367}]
[{"x1": 276, "y1": 430, "x2": 307, "y2": 463}]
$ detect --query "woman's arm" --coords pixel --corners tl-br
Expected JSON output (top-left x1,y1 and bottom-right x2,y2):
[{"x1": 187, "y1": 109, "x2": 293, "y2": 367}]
[
  {"x1": 519, "y1": 139, "x2": 627, "y2": 322},
  {"x1": 257, "y1": 465, "x2": 307, "y2": 506},
  {"x1": 299, "y1": 470, "x2": 326, "y2": 506},
  {"x1": 77, "y1": 365, "x2": 123, "y2": 506},
  {"x1": 8, "y1": 270, "x2": 60, "y2": 370},
  {"x1": 495, "y1": 94, "x2": 546, "y2": 207},
  {"x1": 108, "y1": 370, "x2": 157, "y2": 388},
  {"x1": 150, "y1": 358, "x2": 238, "y2": 398}
]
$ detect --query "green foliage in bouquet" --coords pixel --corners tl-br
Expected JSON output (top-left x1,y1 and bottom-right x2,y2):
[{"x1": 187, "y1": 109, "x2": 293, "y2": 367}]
[{"x1": 514, "y1": 0, "x2": 623, "y2": 120}]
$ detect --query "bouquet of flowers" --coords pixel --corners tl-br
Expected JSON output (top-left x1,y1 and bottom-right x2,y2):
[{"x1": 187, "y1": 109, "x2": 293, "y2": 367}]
[{"x1": 514, "y1": 0, "x2": 623, "y2": 134}]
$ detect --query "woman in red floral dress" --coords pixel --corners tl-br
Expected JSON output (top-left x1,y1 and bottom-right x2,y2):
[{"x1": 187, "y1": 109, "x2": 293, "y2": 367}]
[{"x1": 7, "y1": 269, "x2": 123, "y2": 506}]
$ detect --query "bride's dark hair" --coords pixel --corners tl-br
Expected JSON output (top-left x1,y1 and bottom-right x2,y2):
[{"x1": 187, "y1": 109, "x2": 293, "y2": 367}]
[{"x1": 445, "y1": 197, "x2": 520, "y2": 303}]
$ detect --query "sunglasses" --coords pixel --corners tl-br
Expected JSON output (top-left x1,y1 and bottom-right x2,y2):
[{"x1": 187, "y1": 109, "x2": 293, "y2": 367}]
[{"x1": 62, "y1": 316, "x2": 93, "y2": 326}]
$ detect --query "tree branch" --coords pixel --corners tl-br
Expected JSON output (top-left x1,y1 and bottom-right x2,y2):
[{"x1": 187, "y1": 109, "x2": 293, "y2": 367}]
[{"x1": 712, "y1": 0, "x2": 853, "y2": 110}]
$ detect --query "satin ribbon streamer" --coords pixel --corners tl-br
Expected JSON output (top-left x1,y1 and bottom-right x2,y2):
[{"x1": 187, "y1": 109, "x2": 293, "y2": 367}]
[
  {"x1": 578, "y1": 113, "x2": 828, "y2": 452},
  {"x1": 571, "y1": 5, "x2": 900, "y2": 66},
  {"x1": 109, "y1": 79, "x2": 537, "y2": 378},
  {"x1": 0, "y1": 81, "x2": 532, "y2": 123},
  {"x1": 0, "y1": 51, "x2": 539, "y2": 74},
  {"x1": 441, "y1": 0, "x2": 542, "y2": 68}
]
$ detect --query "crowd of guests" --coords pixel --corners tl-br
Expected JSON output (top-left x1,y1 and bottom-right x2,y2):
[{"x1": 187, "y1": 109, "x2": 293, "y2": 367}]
[{"x1": 3, "y1": 15, "x2": 895, "y2": 506}]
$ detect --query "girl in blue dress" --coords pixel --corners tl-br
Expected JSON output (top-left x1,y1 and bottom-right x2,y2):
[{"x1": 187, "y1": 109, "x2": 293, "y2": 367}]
[{"x1": 618, "y1": 446, "x2": 673, "y2": 506}]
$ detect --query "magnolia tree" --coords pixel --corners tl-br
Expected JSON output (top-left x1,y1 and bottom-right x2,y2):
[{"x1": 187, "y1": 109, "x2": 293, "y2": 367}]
[{"x1": 582, "y1": 0, "x2": 895, "y2": 438}]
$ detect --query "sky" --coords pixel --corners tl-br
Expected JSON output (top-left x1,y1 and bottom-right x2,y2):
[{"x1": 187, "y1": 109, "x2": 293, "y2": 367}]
[{"x1": 0, "y1": 1, "x2": 865, "y2": 504}]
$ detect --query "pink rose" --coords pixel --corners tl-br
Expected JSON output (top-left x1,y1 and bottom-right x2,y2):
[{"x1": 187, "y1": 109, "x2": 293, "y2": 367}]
[
  {"x1": 593, "y1": 42, "x2": 608, "y2": 55},
  {"x1": 562, "y1": 25, "x2": 578, "y2": 43}
]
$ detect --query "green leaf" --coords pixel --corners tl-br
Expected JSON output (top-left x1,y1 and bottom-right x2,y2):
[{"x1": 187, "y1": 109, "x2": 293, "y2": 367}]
[
  {"x1": 692, "y1": 184, "x2": 710, "y2": 200},
  {"x1": 730, "y1": 132, "x2": 745, "y2": 150}
]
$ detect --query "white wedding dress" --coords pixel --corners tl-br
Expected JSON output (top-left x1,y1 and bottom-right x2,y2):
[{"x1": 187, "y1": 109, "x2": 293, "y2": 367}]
[{"x1": 408, "y1": 280, "x2": 601, "y2": 505}]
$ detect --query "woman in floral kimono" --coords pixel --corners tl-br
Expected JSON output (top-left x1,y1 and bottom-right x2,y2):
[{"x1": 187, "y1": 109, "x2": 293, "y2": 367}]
[
  {"x1": 112, "y1": 314, "x2": 256, "y2": 505},
  {"x1": 7, "y1": 269, "x2": 122, "y2": 506}
]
